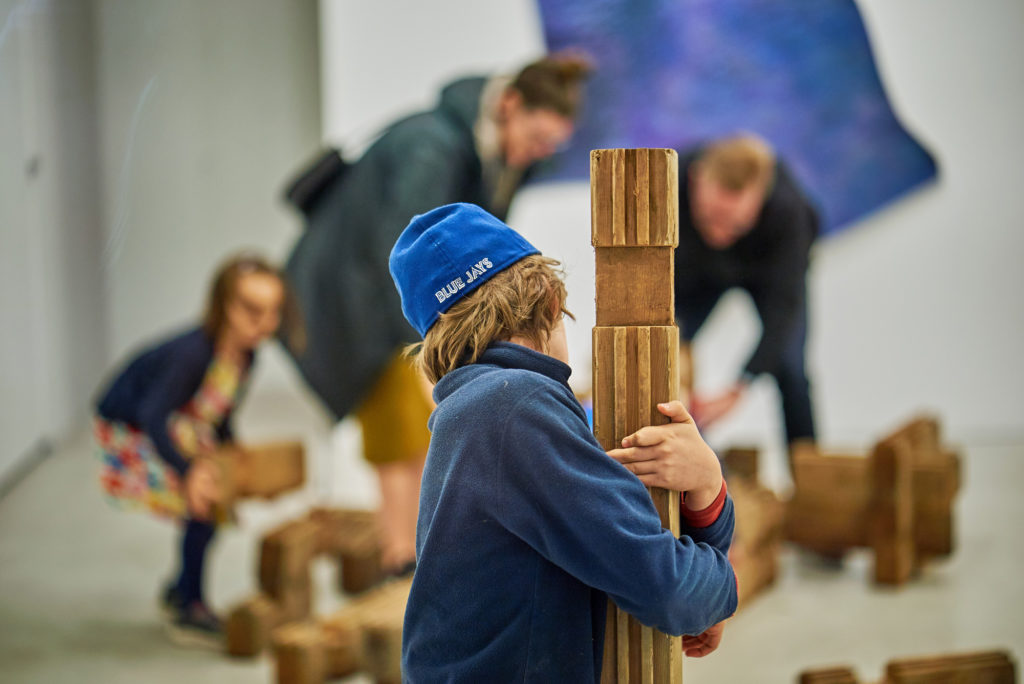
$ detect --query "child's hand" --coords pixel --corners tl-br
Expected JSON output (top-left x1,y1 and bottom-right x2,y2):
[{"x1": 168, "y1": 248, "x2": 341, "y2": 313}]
[
  {"x1": 683, "y1": 620, "x2": 726, "y2": 657},
  {"x1": 606, "y1": 401, "x2": 722, "y2": 510},
  {"x1": 184, "y1": 458, "x2": 221, "y2": 520}
]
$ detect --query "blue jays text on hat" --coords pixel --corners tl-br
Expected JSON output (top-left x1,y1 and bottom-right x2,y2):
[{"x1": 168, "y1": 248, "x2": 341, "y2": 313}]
[{"x1": 389, "y1": 203, "x2": 540, "y2": 337}]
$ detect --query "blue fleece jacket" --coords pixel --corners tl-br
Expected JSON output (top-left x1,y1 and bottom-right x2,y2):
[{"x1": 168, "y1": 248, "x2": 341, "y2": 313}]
[
  {"x1": 402, "y1": 342, "x2": 737, "y2": 683},
  {"x1": 95, "y1": 327, "x2": 252, "y2": 476}
]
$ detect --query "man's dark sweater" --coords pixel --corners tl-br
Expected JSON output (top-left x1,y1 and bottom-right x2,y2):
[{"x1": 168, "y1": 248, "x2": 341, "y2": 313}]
[
  {"x1": 675, "y1": 150, "x2": 820, "y2": 379},
  {"x1": 402, "y1": 342, "x2": 737, "y2": 682}
]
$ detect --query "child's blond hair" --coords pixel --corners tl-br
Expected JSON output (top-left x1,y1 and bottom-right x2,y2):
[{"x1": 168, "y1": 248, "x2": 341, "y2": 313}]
[{"x1": 408, "y1": 255, "x2": 573, "y2": 384}]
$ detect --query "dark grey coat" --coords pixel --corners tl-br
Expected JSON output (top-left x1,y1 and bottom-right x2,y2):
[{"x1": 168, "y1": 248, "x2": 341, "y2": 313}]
[{"x1": 284, "y1": 76, "x2": 526, "y2": 420}]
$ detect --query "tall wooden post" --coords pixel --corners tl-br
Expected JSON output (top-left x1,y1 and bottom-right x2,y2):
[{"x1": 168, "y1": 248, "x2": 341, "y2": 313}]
[{"x1": 591, "y1": 148, "x2": 681, "y2": 684}]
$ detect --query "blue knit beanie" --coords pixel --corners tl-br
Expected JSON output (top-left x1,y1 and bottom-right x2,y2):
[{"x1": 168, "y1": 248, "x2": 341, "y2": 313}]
[{"x1": 389, "y1": 203, "x2": 540, "y2": 337}]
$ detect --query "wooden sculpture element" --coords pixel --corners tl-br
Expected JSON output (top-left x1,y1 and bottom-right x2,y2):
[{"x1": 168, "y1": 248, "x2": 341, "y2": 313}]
[{"x1": 591, "y1": 148, "x2": 681, "y2": 684}]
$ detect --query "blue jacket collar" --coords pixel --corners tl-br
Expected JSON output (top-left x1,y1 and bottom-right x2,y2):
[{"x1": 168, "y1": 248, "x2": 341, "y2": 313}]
[{"x1": 434, "y1": 341, "x2": 572, "y2": 402}]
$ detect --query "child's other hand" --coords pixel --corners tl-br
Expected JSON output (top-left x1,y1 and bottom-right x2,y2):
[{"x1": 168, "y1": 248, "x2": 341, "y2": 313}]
[
  {"x1": 184, "y1": 458, "x2": 220, "y2": 520},
  {"x1": 606, "y1": 401, "x2": 722, "y2": 508},
  {"x1": 683, "y1": 620, "x2": 726, "y2": 657}
]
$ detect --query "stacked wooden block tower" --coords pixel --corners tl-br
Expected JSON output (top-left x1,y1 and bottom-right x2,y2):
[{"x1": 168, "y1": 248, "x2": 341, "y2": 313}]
[
  {"x1": 224, "y1": 506, "x2": 412, "y2": 684},
  {"x1": 785, "y1": 416, "x2": 961, "y2": 585},
  {"x1": 590, "y1": 147, "x2": 683, "y2": 684},
  {"x1": 799, "y1": 649, "x2": 1016, "y2": 683},
  {"x1": 720, "y1": 448, "x2": 786, "y2": 609},
  {"x1": 271, "y1": 576, "x2": 411, "y2": 684}
]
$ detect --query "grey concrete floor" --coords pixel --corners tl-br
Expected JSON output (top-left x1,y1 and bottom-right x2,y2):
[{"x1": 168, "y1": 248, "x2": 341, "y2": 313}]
[{"x1": 1, "y1": 425, "x2": 1022, "y2": 683}]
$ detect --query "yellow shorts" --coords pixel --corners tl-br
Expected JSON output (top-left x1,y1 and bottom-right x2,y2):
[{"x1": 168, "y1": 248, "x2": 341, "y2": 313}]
[{"x1": 355, "y1": 351, "x2": 432, "y2": 465}]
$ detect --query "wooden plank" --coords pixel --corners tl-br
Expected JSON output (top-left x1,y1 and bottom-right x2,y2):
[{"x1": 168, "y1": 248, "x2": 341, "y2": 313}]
[
  {"x1": 624, "y1": 149, "x2": 637, "y2": 245},
  {"x1": 614, "y1": 327, "x2": 628, "y2": 445},
  {"x1": 649, "y1": 150, "x2": 667, "y2": 245},
  {"x1": 601, "y1": 604, "x2": 617, "y2": 684},
  {"x1": 612, "y1": 149, "x2": 626, "y2": 245},
  {"x1": 871, "y1": 435, "x2": 915, "y2": 585},
  {"x1": 592, "y1": 150, "x2": 613, "y2": 246},
  {"x1": 636, "y1": 149, "x2": 651, "y2": 245}
]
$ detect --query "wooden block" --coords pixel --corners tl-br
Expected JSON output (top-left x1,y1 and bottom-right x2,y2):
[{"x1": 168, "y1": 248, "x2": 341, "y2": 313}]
[
  {"x1": 871, "y1": 435, "x2": 915, "y2": 585},
  {"x1": 360, "y1": 597, "x2": 408, "y2": 684},
  {"x1": 594, "y1": 248, "x2": 675, "y2": 327},
  {"x1": 784, "y1": 502, "x2": 869, "y2": 553},
  {"x1": 340, "y1": 549, "x2": 384, "y2": 595},
  {"x1": 885, "y1": 649, "x2": 1015, "y2": 683},
  {"x1": 260, "y1": 519, "x2": 320, "y2": 601},
  {"x1": 320, "y1": 614, "x2": 362, "y2": 678},
  {"x1": 319, "y1": 577, "x2": 413, "y2": 683},
  {"x1": 722, "y1": 447, "x2": 759, "y2": 483},
  {"x1": 798, "y1": 666, "x2": 860, "y2": 683},
  {"x1": 277, "y1": 574, "x2": 314, "y2": 622},
  {"x1": 591, "y1": 149, "x2": 678, "y2": 248},
  {"x1": 308, "y1": 507, "x2": 378, "y2": 555},
  {"x1": 239, "y1": 440, "x2": 305, "y2": 498},
  {"x1": 272, "y1": 622, "x2": 327, "y2": 684},
  {"x1": 225, "y1": 593, "x2": 284, "y2": 657}
]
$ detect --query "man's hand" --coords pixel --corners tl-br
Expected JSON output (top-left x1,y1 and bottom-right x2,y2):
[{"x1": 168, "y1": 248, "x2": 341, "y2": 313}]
[
  {"x1": 691, "y1": 384, "x2": 745, "y2": 431},
  {"x1": 682, "y1": 620, "x2": 726, "y2": 657},
  {"x1": 184, "y1": 458, "x2": 221, "y2": 520},
  {"x1": 607, "y1": 401, "x2": 722, "y2": 510}
]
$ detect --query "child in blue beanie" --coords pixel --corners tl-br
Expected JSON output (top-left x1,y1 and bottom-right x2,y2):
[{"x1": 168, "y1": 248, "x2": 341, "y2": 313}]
[{"x1": 390, "y1": 203, "x2": 737, "y2": 682}]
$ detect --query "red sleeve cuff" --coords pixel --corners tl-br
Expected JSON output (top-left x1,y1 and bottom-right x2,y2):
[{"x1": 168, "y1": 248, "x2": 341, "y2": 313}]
[{"x1": 680, "y1": 479, "x2": 727, "y2": 529}]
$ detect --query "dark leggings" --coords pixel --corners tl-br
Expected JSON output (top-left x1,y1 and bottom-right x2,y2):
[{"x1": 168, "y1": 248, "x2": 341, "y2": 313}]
[{"x1": 175, "y1": 518, "x2": 216, "y2": 605}]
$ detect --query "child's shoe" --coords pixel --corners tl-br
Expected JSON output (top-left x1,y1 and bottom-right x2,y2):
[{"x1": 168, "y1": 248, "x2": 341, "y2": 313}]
[
  {"x1": 158, "y1": 583, "x2": 184, "y2": 619},
  {"x1": 166, "y1": 601, "x2": 223, "y2": 649}
]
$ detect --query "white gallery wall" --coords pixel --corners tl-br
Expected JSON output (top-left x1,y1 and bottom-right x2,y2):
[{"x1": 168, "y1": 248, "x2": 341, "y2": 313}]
[
  {"x1": 0, "y1": 0, "x2": 322, "y2": 484},
  {"x1": 320, "y1": 0, "x2": 1024, "y2": 464},
  {"x1": 2, "y1": 0, "x2": 1021, "y2": 489}
]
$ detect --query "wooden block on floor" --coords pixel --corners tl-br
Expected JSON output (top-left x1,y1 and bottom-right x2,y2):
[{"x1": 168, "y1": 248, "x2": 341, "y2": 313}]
[
  {"x1": 321, "y1": 613, "x2": 363, "y2": 679},
  {"x1": 319, "y1": 577, "x2": 414, "y2": 683},
  {"x1": 272, "y1": 622, "x2": 327, "y2": 684},
  {"x1": 732, "y1": 541, "x2": 779, "y2": 609},
  {"x1": 308, "y1": 507, "x2": 378, "y2": 555},
  {"x1": 722, "y1": 447, "x2": 759, "y2": 483},
  {"x1": 239, "y1": 441, "x2": 305, "y2": 499},
  {"x1": 260, "y1": 519, "x2": 320, "y2": 598},
  {"x1": 797, "y1": 665, "x2": 860, "y2": 684},
  {"x1": 225, "y1": 593, "x2": 284, "y2": 657},
  {"x1": 885, "y1": 649, "x2": 1016, "y2": 683}
]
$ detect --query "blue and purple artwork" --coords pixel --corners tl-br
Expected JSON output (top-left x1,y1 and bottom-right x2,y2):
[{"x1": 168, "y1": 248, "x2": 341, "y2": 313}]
[{"x1": 536, "y1": 0, "x2": 937, "y2": 234}]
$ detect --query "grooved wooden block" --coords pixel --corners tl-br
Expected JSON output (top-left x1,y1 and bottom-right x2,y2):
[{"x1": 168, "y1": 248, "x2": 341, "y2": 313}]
[{"x1": 591, "y1": 149, "x2": 678, "y2": 248}]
